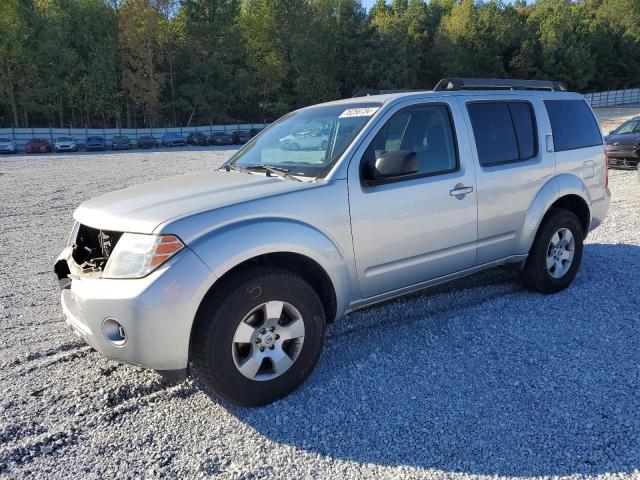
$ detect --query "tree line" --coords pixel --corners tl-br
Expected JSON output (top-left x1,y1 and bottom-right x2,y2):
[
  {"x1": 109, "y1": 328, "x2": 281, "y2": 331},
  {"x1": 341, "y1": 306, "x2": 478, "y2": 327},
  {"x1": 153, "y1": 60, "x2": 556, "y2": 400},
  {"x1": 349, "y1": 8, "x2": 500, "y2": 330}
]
[{"x1": 1, "y1": 0, "x2": 639, "y2": 129}]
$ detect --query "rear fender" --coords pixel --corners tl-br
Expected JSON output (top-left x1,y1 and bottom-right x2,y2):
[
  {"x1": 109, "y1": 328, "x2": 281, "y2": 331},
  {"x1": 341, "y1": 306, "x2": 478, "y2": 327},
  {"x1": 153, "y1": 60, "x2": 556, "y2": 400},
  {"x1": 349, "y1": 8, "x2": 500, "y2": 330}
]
[{"x1": 518, "y1": 173, "x2": 592, "y2": 253}]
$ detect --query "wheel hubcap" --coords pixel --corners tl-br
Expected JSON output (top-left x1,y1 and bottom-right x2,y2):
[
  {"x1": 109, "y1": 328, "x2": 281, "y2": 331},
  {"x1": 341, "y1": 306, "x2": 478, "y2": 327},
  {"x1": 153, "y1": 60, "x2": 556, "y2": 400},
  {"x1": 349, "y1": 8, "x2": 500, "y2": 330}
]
[
  {"x1": 546, "y1": 227, "x2": 575, "y2": 279},
  {"x1": 232, "y1": 301, "x2": 305, "y2": 381}
]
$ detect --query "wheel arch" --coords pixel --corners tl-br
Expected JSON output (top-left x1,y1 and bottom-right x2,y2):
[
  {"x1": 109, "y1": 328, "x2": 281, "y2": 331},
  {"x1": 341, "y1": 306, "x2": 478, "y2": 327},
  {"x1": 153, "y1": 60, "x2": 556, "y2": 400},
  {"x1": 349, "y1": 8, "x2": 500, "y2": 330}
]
[
  {"x1": 187, "y1": 218, "x2": 354, "y2": 326},
  {"x1": 519, "y1": 174, "x2": 592, "y2": 254}
]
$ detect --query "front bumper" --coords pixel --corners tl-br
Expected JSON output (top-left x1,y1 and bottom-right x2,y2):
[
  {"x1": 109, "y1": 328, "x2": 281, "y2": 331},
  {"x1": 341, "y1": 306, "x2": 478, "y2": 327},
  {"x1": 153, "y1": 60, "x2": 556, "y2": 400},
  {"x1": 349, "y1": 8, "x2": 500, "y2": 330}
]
[
  {"x1": 607, "y1": 146, "x2": 639, "y2": 168},
  {"x1": 607, "y1": 147, "x2": 639, "y2": 159},
  {"x1": 55, "y1": 247, "x2": 214, "y2": 370},
  {"x1": 589, "y1": 187, "x2": 611, "y2": 232},
  {"x1": 55, "y1": 145, "x2": 76, "y2": 151},
  {"x1": 0, "y1": 146, "x2": 16, "y2": 153}
]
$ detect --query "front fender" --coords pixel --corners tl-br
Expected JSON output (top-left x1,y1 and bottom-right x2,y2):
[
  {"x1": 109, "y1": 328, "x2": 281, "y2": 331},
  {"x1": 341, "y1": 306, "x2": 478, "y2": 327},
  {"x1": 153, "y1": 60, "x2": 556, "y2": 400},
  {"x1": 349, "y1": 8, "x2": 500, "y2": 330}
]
[
  {"x1": 188, "y1": 218, "x2": 354, "y2": 320},
  {"x1": 517, "y1": 173, "x2": 592, "y2": 253}
]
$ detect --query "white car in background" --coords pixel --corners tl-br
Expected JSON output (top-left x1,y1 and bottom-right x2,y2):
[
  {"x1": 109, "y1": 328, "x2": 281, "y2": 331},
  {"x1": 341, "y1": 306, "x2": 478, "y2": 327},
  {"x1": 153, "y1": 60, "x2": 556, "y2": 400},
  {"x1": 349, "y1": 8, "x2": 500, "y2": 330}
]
[
  {"x1": 0, "y1": 138, "x2": 17, "y2": 154},
  {"x1": 54, "y1": 137, "x2": 77, "y2": 152},
  {"x1": 279, "y1": 130, "x2": 329, "y2": 150}
]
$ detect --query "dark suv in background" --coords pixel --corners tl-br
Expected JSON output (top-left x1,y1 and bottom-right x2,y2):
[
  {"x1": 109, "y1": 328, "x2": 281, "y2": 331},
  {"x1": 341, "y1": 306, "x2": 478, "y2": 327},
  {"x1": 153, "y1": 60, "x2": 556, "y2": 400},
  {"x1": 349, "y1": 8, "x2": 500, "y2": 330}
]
[
  {"x1": 605, "y1": 116, "x2": 640, "y2": 169},
  {"x1": 187, "y1": 132, "x2": 209, "y2": 146},
  {"x1": 137, "y1": 136, "x2": 158, "y2": 149},
  {"x1": 210, "y1": 131, "x2": 235, "y2": 145},
  {"x1": 112, "y1": 135, "x2": 132, "y2": 150}
]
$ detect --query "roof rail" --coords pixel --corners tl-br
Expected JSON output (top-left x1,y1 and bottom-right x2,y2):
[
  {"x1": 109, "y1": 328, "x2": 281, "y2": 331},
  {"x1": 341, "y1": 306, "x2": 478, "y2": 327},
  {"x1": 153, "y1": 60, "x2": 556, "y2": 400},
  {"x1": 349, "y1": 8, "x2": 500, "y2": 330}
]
[
  {"x1": 433, "y1": 78, "x2": 567, "y2": 92},
  {"x1": 352, "y1": 89, "x2": 418, "y2": 97}
]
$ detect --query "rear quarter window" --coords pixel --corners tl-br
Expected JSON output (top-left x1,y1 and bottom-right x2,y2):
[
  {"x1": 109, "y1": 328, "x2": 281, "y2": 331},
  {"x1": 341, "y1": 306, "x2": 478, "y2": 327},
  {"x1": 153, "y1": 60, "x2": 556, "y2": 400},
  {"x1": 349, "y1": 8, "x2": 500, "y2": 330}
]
[{"x1": 544, "y1": 99, "x2": 602, "y2": 151}]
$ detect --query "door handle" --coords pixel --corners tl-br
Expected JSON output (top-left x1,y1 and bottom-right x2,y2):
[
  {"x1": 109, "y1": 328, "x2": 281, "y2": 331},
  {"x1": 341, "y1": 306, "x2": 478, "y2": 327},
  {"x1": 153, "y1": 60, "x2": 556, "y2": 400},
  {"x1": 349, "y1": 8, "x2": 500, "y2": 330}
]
[{"x1": 450, "y1": 184, "x2": 474, "y2": 198}]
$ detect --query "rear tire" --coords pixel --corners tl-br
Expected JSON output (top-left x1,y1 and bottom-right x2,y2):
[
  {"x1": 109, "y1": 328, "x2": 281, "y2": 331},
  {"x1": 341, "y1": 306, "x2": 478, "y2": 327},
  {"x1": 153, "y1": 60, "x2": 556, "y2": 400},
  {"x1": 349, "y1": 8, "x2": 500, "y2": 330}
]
[
  {"x1": 191, "y1": 267, "x2": 326, "y2": 407},
  {"x1": 520, "y1": 208, "x2": 584, "y2": 294}
]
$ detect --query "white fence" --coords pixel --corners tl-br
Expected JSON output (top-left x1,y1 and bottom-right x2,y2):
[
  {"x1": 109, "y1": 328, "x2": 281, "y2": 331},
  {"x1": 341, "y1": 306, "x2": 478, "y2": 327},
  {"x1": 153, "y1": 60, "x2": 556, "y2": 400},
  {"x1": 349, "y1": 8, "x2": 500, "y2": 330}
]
[
  {"x1": 584, "y1": 88, "x2": 640, "y2": 108},
  {"x1": 0, "y1": 123, "x2": 268, "y2": 151}
]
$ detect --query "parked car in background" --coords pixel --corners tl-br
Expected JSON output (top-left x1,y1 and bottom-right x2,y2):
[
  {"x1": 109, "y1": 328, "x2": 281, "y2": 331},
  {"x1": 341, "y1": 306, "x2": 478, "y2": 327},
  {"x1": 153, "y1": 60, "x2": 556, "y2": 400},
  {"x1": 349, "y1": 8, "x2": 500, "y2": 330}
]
[
  {"x1": 54, "y1": 137, "x2": 77, "y2": 153},
  {"x1": 233, "y1": 130, "x2": 253, "y2": 144},
  {"x1": 279, "y1": 130, "x2": 329, "y2": 151},
  {"x1": 249, "y1": 127, "x2": 264, "y2": 137},
  {"x1": 162, "y1": 133, "x2": 187, "y2": 147},
  {"x1": 604, "y1": 116, "x2": 640, "y2": 169},
  {"x1": 137, "y1": 135, "x2": 158, "y2": 149},
  {"x1": 85, "y1": 136, "x2": 106, "y2": 151},
  {"x1": 210, "y1": 131, "x2": 235, "y2": 146},
  {"x1": 112, "y1": 135, "x2": 132, "y2": 150},
  {"x1": 26, "y1": 138, "x2": 52, "y2": 154},
  {"x1": 0, "y1": 138, "x2": 17, "y2": 154},
  {"x1": 53, "y1": 78, "x2": 610, "y2": 407},
  {"x1": 187, "y1": 132, "x2": 209, "y2": 146}
]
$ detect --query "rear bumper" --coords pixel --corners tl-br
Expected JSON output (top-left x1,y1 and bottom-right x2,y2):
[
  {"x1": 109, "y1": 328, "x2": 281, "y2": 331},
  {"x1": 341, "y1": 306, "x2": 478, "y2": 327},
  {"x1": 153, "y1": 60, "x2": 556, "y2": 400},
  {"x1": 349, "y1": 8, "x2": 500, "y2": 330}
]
[
  {"x1": 56, "y1": 247, "x2": 214, "y2": 371},
  {"x1": 589, "y1": 187, "x2": 611, "y2": 232}
]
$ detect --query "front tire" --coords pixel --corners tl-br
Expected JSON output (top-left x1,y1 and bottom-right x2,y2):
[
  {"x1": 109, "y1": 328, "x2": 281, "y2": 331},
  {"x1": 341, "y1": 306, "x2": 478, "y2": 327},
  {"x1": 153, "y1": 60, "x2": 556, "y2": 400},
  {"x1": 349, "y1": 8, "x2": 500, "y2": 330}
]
[
  {"x1": 520, "y1": 208, "x2": 584, "y2": 294},
  {"x1": 191, "y1": 268, "x2": 326, "y2": 407}
]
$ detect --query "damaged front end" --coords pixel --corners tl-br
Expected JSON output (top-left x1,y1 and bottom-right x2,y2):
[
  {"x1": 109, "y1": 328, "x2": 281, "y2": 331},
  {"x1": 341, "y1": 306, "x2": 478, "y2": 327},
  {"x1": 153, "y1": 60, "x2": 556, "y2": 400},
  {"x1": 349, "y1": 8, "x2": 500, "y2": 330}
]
[{"x1": 54, "y1": 224, "x2": 123, "y2": 288}]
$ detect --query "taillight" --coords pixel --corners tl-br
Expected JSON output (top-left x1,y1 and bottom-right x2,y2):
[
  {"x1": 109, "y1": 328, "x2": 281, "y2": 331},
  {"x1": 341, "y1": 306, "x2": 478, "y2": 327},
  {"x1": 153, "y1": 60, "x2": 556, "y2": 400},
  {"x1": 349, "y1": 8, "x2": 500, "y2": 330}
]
[{"x1": 604, "y1": 152, "x2": 609, "y2": 188}]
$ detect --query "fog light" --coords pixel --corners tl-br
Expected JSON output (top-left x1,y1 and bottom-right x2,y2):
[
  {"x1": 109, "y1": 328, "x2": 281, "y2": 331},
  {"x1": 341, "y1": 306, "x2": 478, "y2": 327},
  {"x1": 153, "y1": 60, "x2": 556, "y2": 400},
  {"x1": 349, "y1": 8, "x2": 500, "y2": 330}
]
[{"x1": 102, "y1": 318, "x2": 126, "y2": 346}]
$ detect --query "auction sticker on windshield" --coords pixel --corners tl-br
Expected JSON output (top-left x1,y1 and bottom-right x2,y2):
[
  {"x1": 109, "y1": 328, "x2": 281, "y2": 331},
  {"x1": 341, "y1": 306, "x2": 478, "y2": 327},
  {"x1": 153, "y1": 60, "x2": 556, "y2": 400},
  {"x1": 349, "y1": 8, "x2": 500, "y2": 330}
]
[{"x1": 339, "y1": 107, "x2": 379, "y2": 118}]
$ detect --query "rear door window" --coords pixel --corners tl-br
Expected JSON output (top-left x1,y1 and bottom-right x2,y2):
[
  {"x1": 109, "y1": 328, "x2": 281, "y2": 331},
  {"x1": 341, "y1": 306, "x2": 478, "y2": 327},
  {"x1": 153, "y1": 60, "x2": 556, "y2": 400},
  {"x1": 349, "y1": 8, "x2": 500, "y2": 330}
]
[
  {"x1": 544, "y1": 99, "x2": 602, "y2": 151},
  {"x1": 467, "y1": 101, "x2": 537, "y2": 166}
]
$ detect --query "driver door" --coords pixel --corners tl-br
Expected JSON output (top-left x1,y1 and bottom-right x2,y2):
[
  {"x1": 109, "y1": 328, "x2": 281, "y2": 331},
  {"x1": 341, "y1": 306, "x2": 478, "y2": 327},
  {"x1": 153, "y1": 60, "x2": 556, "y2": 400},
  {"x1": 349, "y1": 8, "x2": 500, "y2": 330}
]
[{"x1": 348, "y1": 99, "x2": 478, "y2": 298}]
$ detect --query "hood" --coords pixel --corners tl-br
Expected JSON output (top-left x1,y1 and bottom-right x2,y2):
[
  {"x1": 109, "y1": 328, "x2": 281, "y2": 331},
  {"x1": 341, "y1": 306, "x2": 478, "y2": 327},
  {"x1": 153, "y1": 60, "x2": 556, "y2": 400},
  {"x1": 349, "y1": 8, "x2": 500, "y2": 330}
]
[
  {"x1": 604, "y1": 133, "x2": 640, "y2": 146},
  {"x1": 74, "y1": 170, "x2": 312, "y2": 234}
]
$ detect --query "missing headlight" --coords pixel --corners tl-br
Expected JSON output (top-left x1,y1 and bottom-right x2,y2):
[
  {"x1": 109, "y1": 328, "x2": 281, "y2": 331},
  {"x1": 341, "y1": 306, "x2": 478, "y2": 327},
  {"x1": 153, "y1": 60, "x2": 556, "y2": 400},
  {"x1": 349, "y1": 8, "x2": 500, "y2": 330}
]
[{"x1": 71, "y1": 224, "x2": 123, "y2": 273}]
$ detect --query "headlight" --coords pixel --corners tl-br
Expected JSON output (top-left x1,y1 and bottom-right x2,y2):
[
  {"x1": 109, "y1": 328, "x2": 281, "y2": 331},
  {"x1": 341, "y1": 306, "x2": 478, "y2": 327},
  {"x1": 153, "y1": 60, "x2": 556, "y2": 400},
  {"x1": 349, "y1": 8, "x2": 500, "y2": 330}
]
[{"x1": 102, "y1": 233, "x2": 184, "y2": 279}]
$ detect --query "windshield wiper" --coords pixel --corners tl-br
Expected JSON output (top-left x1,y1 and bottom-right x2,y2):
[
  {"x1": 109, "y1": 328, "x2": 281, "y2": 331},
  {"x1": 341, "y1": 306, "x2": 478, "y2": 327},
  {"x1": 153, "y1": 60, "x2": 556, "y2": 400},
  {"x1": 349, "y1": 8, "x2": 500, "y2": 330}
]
[{"x1": 242, "y1": 164, "x2": 302, "y2": 182}]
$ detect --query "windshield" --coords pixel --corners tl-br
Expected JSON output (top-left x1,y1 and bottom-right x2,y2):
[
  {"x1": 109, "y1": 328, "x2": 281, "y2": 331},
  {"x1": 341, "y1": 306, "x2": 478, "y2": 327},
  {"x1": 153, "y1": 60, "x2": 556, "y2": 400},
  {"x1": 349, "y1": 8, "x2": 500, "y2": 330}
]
[
  {"x1": 612, "y1": 120, "x2": 640, "y2": 135},
  {"x1": 87, "y1": 137, "x2": 102, "y2": 141},
  {"x1": 57, "y1": 137, "x2": 73, "y2": 141},
  {"x1": 0, "y1": 138, "x2": 11, "y2": 142},
  {"x1": 227, "y1": 102, "x2": 381, "y2": 177}
]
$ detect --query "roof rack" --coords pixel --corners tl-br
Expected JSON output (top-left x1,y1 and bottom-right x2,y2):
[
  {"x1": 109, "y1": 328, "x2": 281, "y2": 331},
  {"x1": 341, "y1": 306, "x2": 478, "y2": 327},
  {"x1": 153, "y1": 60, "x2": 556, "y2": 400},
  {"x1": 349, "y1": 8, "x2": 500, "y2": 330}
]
[
  {"x1": 352, "y1": 89, "x2": 418, "y2": 97},
  {"x1": 433, "y1": 78, "x2": 567, "y2": 92}
]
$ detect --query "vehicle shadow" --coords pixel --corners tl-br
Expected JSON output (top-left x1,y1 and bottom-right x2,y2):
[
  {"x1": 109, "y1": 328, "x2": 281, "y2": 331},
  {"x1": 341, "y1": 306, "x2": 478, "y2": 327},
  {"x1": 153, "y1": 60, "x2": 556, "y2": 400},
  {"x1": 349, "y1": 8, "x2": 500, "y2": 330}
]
[{"x1": 208, "y1": 242, "x2": 640, "y2": 477}]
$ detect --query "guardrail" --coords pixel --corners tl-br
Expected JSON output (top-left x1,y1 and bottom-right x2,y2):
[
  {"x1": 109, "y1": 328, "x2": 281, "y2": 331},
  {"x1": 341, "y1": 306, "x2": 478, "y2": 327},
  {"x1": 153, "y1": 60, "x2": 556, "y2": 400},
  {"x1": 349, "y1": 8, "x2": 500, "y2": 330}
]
[{"x1": 0, "y1": 124, "x2": 268, "y2": 151}]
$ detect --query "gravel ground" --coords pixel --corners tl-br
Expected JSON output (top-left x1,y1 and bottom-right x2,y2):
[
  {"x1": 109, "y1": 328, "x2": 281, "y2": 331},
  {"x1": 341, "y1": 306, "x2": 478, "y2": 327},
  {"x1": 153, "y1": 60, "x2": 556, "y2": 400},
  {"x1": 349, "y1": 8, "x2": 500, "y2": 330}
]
[{"x1": 0, "y1": 140, "x2": 639, "y2": 479}]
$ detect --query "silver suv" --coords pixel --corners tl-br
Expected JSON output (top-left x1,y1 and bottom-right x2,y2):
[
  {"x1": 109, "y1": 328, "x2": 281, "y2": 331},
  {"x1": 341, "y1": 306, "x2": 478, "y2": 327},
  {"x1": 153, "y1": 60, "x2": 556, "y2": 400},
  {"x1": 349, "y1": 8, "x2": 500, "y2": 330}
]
[{"x1": 55, "y1": 78, "x2": 610, "y2": 406}]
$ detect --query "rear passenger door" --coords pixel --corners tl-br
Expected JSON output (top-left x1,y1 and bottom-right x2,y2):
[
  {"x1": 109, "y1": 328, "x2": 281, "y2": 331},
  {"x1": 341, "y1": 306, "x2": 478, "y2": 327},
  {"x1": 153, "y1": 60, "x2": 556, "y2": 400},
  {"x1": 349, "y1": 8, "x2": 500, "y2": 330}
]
[
  {"x1": 461, "y1": 95, "x2": 555, "y2": 264},
  {"x1": 348, "y1": 98, "x2": 478, "y2": 298}
]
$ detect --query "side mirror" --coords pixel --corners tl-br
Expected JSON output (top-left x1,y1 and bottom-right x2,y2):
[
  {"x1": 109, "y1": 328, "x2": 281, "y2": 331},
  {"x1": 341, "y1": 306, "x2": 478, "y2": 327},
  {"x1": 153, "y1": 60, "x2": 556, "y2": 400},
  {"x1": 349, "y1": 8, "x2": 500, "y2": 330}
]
[
  {"x1": 372, "y1": 151, "x2": 418, "y2": 181},
  {"x1": 609, "y1": 130, "x2": 615, "y2": 135}
]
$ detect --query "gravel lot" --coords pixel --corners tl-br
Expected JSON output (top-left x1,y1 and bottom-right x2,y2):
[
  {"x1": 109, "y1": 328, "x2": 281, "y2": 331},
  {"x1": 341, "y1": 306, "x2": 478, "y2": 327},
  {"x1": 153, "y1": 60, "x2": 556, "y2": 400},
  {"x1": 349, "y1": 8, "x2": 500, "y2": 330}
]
[{"x1": 1, "y1": 140, "x2": 639, "y2": 479}]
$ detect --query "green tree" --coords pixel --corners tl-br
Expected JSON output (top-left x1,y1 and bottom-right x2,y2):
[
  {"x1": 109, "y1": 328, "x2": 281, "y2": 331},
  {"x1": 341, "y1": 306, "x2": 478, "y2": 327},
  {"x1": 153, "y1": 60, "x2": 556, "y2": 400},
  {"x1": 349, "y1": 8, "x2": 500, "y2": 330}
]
[
  {"x1": 119, "y1": 0, "x2": 166, "y2": 126},
  {"x1": 0, "y1": 0, "x2": 37, "y2": 127}
]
